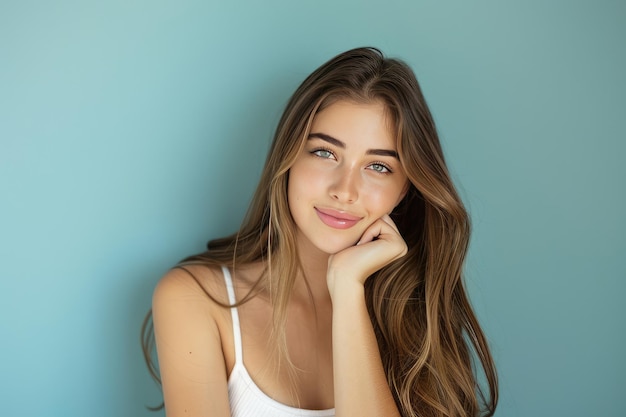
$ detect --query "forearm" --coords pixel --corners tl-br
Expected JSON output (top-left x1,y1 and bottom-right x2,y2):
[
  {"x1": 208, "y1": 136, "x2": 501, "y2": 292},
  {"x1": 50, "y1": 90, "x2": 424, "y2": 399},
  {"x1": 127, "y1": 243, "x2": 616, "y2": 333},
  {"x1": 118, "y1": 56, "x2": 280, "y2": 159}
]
[{"x1": 331, "y1": 279, "x2": 401, "y2": 417}]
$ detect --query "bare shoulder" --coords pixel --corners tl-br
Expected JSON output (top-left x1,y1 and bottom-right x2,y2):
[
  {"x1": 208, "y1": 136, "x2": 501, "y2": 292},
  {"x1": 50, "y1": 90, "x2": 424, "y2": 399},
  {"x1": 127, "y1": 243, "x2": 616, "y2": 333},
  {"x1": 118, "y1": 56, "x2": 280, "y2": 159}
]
[
  {"x1": 153, "y1": 264, "x2": 229, "y2": 310},
  {"x1": 152, "y1": 264, "x2": 233, "y2": 415},
  {"x1": 151, "y1": 264, "x2": 232, "y2": 354},
  {"x1": 152, "y1": 263, "x2": 229, "y2": 351}
]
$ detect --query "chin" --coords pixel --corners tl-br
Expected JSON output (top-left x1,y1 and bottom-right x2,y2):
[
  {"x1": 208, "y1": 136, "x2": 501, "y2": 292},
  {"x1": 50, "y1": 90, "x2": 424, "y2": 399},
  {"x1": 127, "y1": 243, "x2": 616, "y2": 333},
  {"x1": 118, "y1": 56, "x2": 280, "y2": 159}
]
[
  {"x1": 295, "y1": 228, "x2": 360, "y2": 256},
  {"x1": 313, "y1": 237, "x2": 359, "y2": 255}
]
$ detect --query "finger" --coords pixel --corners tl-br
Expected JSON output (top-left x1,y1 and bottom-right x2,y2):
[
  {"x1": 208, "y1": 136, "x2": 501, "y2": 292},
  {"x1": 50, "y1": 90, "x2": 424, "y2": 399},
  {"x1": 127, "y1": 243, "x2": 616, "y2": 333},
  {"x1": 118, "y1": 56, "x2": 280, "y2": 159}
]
[
  {"x1": 379, "y1": 214, "x2": 401, "y2": 233},
  {"x1": 356, "y1": 224, "x2": 381, "y2": 245},
  {"x1": 357, "y1": 217, "x2": 400, "y2": 245}
]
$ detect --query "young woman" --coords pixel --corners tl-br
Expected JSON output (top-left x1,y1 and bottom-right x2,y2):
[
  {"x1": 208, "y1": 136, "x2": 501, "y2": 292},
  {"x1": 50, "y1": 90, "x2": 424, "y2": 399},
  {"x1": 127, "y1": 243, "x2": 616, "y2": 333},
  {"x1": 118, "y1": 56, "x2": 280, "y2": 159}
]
[{"x1": 142, "y1": 47, "x2": 498, "y2": 417}]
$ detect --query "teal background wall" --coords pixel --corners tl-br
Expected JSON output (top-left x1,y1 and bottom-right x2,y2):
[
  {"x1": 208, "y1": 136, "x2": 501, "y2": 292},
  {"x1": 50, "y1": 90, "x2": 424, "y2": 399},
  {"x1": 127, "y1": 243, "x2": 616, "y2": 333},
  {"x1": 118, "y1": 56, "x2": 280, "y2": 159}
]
[{"x1": 1, "y1": 1, "x2": 624, "y2": 416}]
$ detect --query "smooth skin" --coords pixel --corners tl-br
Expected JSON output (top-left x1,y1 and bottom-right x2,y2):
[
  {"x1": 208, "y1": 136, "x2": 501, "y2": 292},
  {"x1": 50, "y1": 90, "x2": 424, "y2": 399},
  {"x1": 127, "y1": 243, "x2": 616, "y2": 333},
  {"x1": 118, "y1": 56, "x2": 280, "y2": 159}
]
[{"x1": 153, "y1": 100, "x2": 408, "y2": 416}]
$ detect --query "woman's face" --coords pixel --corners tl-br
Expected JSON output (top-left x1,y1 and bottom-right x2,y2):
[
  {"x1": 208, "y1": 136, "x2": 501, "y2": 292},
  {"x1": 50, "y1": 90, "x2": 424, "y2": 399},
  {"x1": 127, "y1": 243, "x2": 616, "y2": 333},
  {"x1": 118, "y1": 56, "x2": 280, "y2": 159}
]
[{"x1": 287, "y1": 99, "x2": 409, "y2": 255}]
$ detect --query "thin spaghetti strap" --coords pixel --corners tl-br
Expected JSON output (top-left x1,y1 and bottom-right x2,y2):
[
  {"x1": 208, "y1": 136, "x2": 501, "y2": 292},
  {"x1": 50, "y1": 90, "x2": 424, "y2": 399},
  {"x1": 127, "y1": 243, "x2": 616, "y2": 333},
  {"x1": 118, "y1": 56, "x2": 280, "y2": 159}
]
[{"x1": 222, "y1": 266, "x2": 243, "y2": 364}]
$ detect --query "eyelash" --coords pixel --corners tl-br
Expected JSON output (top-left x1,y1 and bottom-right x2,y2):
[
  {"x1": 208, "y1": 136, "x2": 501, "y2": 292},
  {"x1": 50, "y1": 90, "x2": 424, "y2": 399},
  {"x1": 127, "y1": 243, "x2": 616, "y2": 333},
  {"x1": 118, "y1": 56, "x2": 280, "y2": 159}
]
[
  {"x1": 309, "y1": 148, "x2": 393, "y2": 174},
  {"x1": 311, "y1": 147, "x2": 335, "y2": 160},
  {"x1": 369, "y1": 162, "x2": 392, "y2": 174}
]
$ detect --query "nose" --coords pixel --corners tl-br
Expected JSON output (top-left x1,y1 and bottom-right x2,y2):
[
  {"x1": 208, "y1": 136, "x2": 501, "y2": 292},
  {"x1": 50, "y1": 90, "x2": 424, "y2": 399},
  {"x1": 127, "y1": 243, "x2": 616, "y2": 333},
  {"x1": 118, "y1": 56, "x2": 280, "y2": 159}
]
[{"x1": 329, "y1": 164, "x2": 359, "y2": 203}]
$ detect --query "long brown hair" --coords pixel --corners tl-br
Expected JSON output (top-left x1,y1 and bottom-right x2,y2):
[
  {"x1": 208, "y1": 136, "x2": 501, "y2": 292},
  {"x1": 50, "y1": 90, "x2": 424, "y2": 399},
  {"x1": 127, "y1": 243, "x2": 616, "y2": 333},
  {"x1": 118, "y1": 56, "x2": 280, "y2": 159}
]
[{"x1": 142, "y1": 47, "x2": 498, "y2": 417}]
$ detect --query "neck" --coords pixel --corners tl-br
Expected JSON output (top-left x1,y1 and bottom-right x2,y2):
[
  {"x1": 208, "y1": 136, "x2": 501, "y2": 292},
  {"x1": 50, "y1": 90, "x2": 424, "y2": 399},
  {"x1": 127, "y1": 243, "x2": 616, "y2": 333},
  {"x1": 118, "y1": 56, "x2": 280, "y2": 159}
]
[{"x1": 292, "y1": 233, "x2": 332, "y2": 305}]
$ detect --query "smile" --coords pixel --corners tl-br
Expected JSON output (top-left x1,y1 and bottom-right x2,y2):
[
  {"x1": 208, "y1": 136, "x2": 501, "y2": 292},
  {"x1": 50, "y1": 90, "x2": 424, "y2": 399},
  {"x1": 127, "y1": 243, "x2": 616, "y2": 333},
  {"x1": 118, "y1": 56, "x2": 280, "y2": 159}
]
[{"x1": 315, "y1": 207, "x2": 362, "y2": 229}]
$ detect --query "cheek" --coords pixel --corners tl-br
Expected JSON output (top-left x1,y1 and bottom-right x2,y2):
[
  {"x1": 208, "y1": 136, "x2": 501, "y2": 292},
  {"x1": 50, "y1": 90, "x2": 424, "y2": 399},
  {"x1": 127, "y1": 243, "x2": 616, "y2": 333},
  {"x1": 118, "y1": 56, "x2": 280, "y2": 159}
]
[
  {"x1": 287, "y1": 162, "x2": 322, "y2": 209},
  {"x1": 363, "y1": 183, "x2": 405, "y2": 213},
  {"x1": 290, "y1": 161, "x2": 327, "y2": 193}
]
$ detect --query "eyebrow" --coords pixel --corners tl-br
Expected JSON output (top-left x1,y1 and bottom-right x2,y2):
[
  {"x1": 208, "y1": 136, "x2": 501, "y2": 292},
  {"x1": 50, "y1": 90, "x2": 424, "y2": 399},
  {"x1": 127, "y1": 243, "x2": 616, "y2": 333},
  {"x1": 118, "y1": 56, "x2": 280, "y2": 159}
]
[{"x1": 308, "y1": 132, "x2": 399, "y2": 159}]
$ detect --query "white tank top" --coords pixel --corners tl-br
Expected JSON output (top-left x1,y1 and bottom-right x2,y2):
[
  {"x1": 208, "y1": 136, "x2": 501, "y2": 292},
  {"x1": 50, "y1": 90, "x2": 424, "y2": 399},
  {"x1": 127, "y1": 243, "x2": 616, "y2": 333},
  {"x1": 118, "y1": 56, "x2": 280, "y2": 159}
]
[{"x1": 222, "y1": 266, "x2": 335, "y2": 417}]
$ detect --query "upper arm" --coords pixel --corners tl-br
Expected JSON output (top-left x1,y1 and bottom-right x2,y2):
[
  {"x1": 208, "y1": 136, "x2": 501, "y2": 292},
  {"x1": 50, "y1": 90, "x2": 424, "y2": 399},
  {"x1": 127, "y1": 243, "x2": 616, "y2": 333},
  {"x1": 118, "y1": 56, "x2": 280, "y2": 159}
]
[{"x1": 152, "y1": 267, "x2": 231, "y2": 417}]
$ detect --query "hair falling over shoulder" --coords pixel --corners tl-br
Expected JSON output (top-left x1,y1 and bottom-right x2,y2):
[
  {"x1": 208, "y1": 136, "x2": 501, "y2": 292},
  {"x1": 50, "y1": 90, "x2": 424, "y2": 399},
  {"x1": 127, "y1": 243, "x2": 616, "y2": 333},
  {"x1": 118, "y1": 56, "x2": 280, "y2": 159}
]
[{"x1": 142, "y1": 47, "x2": 498, "y2": 417}]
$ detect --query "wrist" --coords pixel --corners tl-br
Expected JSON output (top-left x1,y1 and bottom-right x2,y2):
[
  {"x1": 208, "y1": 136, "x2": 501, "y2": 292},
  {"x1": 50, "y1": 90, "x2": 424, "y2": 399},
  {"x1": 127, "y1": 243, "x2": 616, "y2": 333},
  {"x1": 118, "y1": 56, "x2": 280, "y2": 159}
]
[{"x1": 327, "y1": 271, "x2": 365, "y2": 303}]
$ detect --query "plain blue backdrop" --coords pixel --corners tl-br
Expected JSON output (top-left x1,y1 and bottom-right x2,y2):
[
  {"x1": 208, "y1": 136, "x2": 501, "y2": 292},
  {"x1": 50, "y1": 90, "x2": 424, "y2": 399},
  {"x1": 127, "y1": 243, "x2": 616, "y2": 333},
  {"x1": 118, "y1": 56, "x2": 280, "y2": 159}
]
[{"x1": 1, "y1": 1, "x2": 624, "y2": 416}]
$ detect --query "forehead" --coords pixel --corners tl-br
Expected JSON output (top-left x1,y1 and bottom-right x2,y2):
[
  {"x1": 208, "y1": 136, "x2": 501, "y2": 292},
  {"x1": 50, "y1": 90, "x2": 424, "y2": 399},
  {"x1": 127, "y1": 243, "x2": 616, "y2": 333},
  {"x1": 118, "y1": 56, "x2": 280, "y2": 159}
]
[{"x1": 310, "y1": 99, "x2": 396, "y2": 149}]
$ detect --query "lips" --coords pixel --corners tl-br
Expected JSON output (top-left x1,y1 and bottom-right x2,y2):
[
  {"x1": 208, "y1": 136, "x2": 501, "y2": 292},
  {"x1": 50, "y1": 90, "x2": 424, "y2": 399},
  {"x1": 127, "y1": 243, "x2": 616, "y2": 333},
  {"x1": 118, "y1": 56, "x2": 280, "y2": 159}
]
[{"x1": 315, "y1": 207, "x2": 363, "y2": 229}]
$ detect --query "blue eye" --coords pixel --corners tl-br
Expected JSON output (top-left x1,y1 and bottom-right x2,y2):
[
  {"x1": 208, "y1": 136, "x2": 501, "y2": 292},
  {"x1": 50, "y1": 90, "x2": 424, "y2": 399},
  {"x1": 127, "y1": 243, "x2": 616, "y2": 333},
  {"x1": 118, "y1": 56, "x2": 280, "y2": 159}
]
[
  {"x1": 369, "y1": 163, "x2": 391, "y2": 174},
  {"x1": 312, "y1": 148, "x2": 335, "y2": 159}
]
